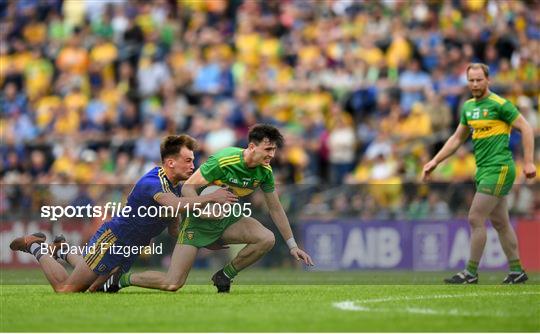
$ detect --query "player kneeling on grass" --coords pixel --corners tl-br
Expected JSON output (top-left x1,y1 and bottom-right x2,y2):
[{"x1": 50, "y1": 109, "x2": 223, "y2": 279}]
[
  {"x1": 10, "y1": 135, "x2": 236, "y2": 292},
  {"x1": 99, "y1": 124, "x2": 314, "y2": 293}
]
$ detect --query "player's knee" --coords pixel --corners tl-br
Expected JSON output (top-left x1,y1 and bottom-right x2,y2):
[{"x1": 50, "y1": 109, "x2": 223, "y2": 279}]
[
  {"x1": 259, "y1": 231, "x2": 275, "y2": 251},
  {"x1": 54, "y1": 285, "x2": 81, "y2": 293},
  {"x1": 468, "y1": 212, "x2": 486, "y2": 227},
  {"x1": 163, "y1": 277, "x2": 185, "y2": 292},
  {"x1": 53, "y1": 286, "x2": 66, "y2": 293},
  {"x1": 163, "y1": 283, "x2": 183, "y2": 292}
]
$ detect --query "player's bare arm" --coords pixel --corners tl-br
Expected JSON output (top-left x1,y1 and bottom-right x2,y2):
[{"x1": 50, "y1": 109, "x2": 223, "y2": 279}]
[
  {"x1": 512, "y1": 114, "x2": 536, "y2": 179},
  {"x1": 182, "y1": 169, "x2": 210, "y2": 197},
  {"x1": 263, "y1": 191, "x2": 314, "y2": 266},
  {"x1": 180, "y1": 169, "x2": 238, "y2": 219},
  {"x1": 422, "y1": 124, "x2": 471, "y2": 182}
]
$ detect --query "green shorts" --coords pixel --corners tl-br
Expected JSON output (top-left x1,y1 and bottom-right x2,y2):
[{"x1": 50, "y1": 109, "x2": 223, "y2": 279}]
[
  {"x1": 475, "y1": 164, "x2": 516, "y2": 197},
  {"x1": 177, "y1": 214, "x2": 242, "y2": 248}
]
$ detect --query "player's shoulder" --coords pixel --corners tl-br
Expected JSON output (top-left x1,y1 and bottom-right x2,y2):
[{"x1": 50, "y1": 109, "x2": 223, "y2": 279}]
[
  {"x1": 260, "y1": 164, "x2": 273, "y2": 174},
  {"x1": 133, "y1": 167, "x2": 174, "y2": 197},
  {"x1": 138, "y1": 166, "x2": 162, "y2": 182},
  {"x1": 462, "y1": 98, "x2": 476, "y2": 110},
  {"x1": 212, "y1": 147, "x2": 243, "y2": 167},
  {"x1": 136, "y1": 166, "x2": 169, "y2": 189},
  {"x1": 487, "y1": 93, "x2": 509, "y2": 106}
]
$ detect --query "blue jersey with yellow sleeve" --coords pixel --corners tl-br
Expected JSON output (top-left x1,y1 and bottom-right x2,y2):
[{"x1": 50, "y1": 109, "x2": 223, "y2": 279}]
[{"x1": 106, "y1": 166, "x2": 181, "y2": 246}]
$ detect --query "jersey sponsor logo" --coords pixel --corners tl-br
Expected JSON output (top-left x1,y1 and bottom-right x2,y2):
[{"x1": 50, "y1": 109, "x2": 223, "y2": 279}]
[
  {"x1": 468, "y1": 120, "x2": 511, "y2": 139},
  {"x1": 476, "y1": 126, "x2": 492, "y2": 133}
]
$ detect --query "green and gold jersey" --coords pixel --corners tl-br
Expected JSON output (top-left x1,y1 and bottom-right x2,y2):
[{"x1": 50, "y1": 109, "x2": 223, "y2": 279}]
[
  {"x1": 200, "y1": 147, "x2": 275, "y2": 197},
  {"x1": 460, "y1": 92, "x2": 520, "y2": 167}
]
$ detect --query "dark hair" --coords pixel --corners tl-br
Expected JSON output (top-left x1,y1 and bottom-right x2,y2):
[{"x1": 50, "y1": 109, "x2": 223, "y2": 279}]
[
  {"x1": 248, "y1": 124, "x2": 284, "y2": 148},
  {"x1": 466, "y1": 63, "x2": 490, "y2": 78},
  {"x1": 160, "y1": 135, "x2": 197, "y2": 162}
]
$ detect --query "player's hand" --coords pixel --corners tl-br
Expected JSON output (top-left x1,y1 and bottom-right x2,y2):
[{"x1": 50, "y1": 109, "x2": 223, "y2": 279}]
[
  {"x1": 210, "y1": 188, "x2": 238, "y2": 204},
  {"x1": 523, "y1": 163, "x2": 536, "y2": 179},
  {"x1": 290, "y1": 247, "x2": 314, "y2": 266},
  {"x1": 422, "y1": 159, "x2": 438, "y2": 182}
]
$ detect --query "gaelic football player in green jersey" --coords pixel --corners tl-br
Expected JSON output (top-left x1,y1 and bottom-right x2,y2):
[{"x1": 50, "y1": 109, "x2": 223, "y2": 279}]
[
  {"x1": 100, "y1": 124, "x2": 313, "y2": 293},
  {"x1": 422, "y1": 63, "x2": 536, "y2": 284}
]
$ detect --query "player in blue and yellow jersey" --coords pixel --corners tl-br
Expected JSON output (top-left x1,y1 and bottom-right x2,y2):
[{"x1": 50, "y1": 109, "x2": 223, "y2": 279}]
[
  {"x1": 423, "y1": 63, "x2": 536, "y2": 284},
  {"x1": 9, "y1": 135, "x2": 236, "y2": 292},
  {"x1": 100, "y1": 124, "x2": 313, "y2": 293}
]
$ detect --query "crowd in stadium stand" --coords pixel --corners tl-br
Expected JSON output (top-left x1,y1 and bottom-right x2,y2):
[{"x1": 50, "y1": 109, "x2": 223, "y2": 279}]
[{"x1": 1, "y1": 0, "x2": 539, "y2": 220}]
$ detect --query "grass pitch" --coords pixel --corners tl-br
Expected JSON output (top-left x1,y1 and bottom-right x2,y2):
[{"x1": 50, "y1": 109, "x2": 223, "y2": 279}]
[{"x1": 1, "y1": 269, "x2": 539, "y2": 332}]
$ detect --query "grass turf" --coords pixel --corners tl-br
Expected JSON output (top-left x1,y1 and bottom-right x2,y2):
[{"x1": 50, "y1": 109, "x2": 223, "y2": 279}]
[{"x1": 1, "y1": 269, "x2": 539, "y2": 332}]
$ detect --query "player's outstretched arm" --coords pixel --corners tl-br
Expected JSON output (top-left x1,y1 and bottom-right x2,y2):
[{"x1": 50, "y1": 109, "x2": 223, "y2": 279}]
[
  {"x1": 263, "y1": 191, "x2": 314, "y2": 266},
  {"x1": 182, "y1": 169, "x2": 209, "y2": 197},
  {"x1": 422, "y1": 124, "x2": 470, "y2": 182},
  {"x1": 512, "y1": 115, "x2": 537, "y2": 179}
]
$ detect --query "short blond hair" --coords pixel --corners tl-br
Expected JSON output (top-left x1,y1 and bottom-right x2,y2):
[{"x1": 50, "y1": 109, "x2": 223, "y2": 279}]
[{"x1": 466, "y1": 63, "x2": 490, "y2": 78}]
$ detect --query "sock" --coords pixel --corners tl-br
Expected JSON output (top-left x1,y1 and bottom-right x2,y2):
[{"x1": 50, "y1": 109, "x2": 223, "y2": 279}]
[
  {"x1": 57, "y1": 250, "x2": 69, "y2": 262},
  {"x1": 30, "y1": 243, "x2": 48, "y2": 261},
  {"x1": 465, "y1": 260, "x2": 479, "y2": 276},
  {"x1": 509, "y1": 259, "x2": 523, "y2": 273},
  {"x1": 119, "y1": 272, "x2": 132, "y2": 288},
  {"x1": 55, "y1": 246, "x2": 70, "y2": 261},
  {"x1": 223, "y1": 262, "x2": 238, "y2": 279}
]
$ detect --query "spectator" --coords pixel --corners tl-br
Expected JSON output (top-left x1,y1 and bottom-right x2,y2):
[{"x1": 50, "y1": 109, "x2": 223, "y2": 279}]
[
  {"x1": 327, "y1": 109, "x2": 356, "y2": 184},
  {"x1": 137, "y1": 54, "x2": 171, "y2": 97},
  {"x1": 134, "y1": 123, "x2": 161, "y2": 164},
  {"x1": 398, "y1": 59, "x2": 432, "y2": 113},
  {"x1": 1, "y1": 82, "x2": 27, "y2": 117},
  {"x1": 56, "y1": 32, "x2": 89, "y2": 75}
]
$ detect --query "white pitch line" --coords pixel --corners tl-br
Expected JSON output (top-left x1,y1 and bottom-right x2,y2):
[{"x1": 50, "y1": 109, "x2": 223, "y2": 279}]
[
  {"x1": 333, "y1": 301, "x2": 482, "y2": 317},
  {"x1": 332, "y1": 291, "x2": 540, "y2": 317},
  {"x1": 347, "y1": 291, "x2": 540, "y2": 304},
  {"x1": 405, "y1": 307, "x2": 439, "y2": 315},
  {"x1": 333, "y1": 301, "x2": 369, "y2": 311}
]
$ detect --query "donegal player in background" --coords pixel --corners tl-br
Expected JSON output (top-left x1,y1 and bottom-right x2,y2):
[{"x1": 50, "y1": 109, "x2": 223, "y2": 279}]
[
  {"x1": 100, "y1": 124, "x2": 313, "y2": 293},
  {"x1": 422, "y1": 63, "x2": 536, "y2": 284},
  {"x1": 9, "y1": 135, "x2": 234, "y2": 292}
]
